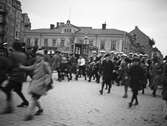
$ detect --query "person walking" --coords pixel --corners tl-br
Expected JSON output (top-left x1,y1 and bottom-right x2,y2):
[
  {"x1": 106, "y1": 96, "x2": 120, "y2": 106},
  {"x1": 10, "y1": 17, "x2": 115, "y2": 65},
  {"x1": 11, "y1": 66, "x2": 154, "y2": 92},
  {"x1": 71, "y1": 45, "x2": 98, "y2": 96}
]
[
  {"x1": 51, "y1": 51, "x2": 62, "y2": 81},
  {"x1": 99, "y1": 54, "x2": 114, "y2": 95},
  {"x1": 128, "y1": 58, "x2": 145, "y2": 108},
  {"x1": 161, "y1": 56, "x2": 167, "y2": 119},
  {"x1": 1, "y1": 42, "x2": 29, "y2": 113}
]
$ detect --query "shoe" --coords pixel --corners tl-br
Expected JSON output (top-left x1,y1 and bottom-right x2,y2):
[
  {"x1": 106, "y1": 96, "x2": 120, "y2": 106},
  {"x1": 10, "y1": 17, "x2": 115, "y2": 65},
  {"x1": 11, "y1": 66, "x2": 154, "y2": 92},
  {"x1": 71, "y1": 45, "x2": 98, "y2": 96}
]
[
  {"x1": 23, "y1": 114, "x2": 34, "y2": 121},
  {"x1": 35, "y1": 109, "x2": 43, "y2": 116},
  {"x1": 122, "y1": 94, "x2": 128, "y2": 98},
  {"x1": 128, "y1": 103, "x2": 132, "y2": 108},
  {"x1": 107, "y1": 90, "x2": 110, "y2": 94},
  {"x1": 96, "y1": 80, "x2": 100, "y2": 83},
  {"x1": 17, "y1": 102, "x2": 29, "y2": 107},
  {"x1": 134, "y1": 102, "x2": 139, "y2": 105},
  {"x1": 99, "y1": 90, "x2": 103, "y2": 95},
  {"x1": 153, "y1": 94, "x2": 156, "y2": 97}
]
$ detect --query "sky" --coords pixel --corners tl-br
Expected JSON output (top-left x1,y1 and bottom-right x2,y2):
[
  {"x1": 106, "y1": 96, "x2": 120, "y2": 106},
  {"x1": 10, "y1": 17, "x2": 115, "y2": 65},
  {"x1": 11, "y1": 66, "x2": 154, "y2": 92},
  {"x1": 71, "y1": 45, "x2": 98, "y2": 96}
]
[{"x1": 20, "y1": 0, "x2": 167, "y2": 56}]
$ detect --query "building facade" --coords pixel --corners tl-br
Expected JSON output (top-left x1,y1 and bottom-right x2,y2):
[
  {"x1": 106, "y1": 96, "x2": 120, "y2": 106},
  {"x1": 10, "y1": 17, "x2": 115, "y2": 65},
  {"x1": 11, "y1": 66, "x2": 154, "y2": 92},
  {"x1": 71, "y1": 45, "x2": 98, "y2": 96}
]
[
  {"x1": 20, "y1": 13, "x2": 31, "y2": 41},
  {"x1": 0, "y1": 0, "x2": 30, "y2": 46},
  {"x1": 129, "y1": 26, "x2": 154, "y2": 56},
  {"x1": 24, "y1": 20, "x2": 131, "y2": 56}
]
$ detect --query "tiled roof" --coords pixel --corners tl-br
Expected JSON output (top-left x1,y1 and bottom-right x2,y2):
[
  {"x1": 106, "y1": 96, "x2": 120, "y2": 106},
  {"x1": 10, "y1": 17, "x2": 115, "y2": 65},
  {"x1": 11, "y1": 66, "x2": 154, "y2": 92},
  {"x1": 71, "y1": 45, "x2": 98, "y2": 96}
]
[
  {"x1": 28, "y1": 24, "x2": 126, "y2": 35},
  {"x1": 130, "y1": 26, "x2": 150, "y2": 40},
  {"x1": 78, "y1": 28, "x2": 126, "y2": 35},
  {"x1": 30, "y1": 29, "x2": 60, "y2": 33}
]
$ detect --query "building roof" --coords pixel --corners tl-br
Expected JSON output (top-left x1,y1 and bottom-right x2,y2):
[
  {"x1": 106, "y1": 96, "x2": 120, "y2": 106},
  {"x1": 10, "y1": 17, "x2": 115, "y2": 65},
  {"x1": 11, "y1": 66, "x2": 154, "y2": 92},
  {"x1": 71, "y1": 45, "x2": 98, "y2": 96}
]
[
  {"x1": 30, "y1": 28, "x2": 61, "y2": 33},
  {"x1": 78, "y1": 28, "x2": 126, "y2": 35},
  {"x1": 28, "y1": 21, "x2": 126, "y2": 35},
  {"x1": 130, "y1": 26, "x2": 150, "y2": 40}
]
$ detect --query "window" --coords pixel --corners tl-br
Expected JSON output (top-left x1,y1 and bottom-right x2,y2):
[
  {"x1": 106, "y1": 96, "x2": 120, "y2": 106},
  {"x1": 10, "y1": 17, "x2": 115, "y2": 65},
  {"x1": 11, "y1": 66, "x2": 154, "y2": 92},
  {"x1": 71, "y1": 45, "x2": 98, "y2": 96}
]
[
  {"x1": 89, "y1": 40, "x2": 93, "y2": 46},
  {"x1": 27, "y1": 38, "x2": 31, "y2": 46},
  {"x1": 0, "y1": 26, "x2": 3, "y2": 32},
  {"x1": 111, "y1": 40, "x2": 116, "y2": 50},
  {"x1": 35, "y1": 38, "x2": 38, "y2": 47},
  {"x1": 0, "y1": 15, "x2": 3, "y2": 23},
  {"x1": 52, "y1": 39, "x2": 56, "y2": 47},
  {"x1": 100, "y1": 40, "x2": 105, "y2": 50},
  {"x1": 66, "y1": 47, "x2": 70, "y2": 51},
  {"x1": 79, "y1": 39, "x2": 83, "y2": 44},
  {"x1": 60, "y1": 39, "x2": 65, "y2": 47},
  {"x1": 0, "y1": 4, "x2": 4, "y2": 10},
  {"x1": 70, "y1": 38, "x2": 73, "y2": 44},
  {"x1": 15, "y1": 31, "x2": 19, "y2": 39},
  {"x1": 44, "y1": 39, "x2": 48, "y2": 47},
  {"x1": 64, "y1": 28, "x2": 71, "y2": 33}
]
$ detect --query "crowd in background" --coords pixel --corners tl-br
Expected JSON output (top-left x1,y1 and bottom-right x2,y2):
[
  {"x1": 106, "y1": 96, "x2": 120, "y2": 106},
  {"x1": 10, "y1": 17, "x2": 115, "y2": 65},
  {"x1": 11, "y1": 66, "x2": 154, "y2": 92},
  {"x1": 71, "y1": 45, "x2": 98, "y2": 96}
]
[{"x1": 1, "y1": 41, "x2": 167, "y2": 120}]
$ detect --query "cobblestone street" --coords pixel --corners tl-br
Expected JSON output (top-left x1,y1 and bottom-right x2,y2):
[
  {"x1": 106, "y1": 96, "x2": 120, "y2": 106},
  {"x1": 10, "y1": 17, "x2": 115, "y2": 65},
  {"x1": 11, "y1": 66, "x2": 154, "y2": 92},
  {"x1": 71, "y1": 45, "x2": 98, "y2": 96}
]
[{"x1": 0, "y1": 74, "x2": 167, "y2": 126}]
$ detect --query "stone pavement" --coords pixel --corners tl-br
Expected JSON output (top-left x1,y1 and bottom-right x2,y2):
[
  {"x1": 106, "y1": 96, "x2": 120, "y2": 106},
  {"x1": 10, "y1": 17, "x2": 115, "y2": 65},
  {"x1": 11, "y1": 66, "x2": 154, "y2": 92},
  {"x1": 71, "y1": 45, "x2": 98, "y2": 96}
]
[{"x1": 0, "y1": 75, "x2": 167, "y2": 126}]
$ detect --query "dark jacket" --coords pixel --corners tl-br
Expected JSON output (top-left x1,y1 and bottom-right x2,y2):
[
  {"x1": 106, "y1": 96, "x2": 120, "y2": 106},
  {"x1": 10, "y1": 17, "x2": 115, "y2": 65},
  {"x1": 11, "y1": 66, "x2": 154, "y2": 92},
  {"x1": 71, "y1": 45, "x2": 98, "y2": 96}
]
[
  {"x1": 8, "y1": 51, "x2": 27, "y2": 82},
  {"x1": 102, "y1": 60, "x2": 114, "y2": 80},
  {"x1": 128, "y1": 63, "x2": 145, "y2": 91},
  {"x1": 162, "y1": 62, "x2": 167, "y2": 100},
  {"x1": 0, "y1": 56, "x2": 12, "y2": 83}
]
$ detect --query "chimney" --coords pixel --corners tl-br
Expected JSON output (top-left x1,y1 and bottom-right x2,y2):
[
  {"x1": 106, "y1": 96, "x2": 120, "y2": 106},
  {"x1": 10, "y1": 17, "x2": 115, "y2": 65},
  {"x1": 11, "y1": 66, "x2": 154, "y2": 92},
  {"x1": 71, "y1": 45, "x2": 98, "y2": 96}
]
[
  {"x1": 57, "y1": 22, "x2": 60, "y2": 28},
  {"x1": 135, "y1": 26, "x2": 138, "y2": 29},
  {"x1": 102, "y1": 23, "x2": 106, "y2": 30},
  {"x1": 50, "y1": 24, "x2": 55, "y2": 29}
]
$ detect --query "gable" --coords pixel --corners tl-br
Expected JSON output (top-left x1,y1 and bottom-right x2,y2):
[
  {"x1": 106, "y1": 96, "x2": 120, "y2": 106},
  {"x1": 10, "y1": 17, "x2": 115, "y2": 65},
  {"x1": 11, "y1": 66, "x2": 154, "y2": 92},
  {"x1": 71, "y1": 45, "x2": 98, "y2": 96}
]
[
  {"x1": 130, "y1": 27, "x2": 150, "y2": 45},
  {"x1": 56, "y1": 23, "x2": 80, "y2": 34}
]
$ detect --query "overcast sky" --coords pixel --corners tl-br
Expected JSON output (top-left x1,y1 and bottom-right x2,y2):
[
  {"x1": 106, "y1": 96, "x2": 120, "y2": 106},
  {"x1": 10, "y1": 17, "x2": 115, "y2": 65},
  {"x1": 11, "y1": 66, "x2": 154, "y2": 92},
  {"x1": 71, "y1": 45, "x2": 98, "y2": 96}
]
[{"x1": 20, "y1": 0, "x2": 167, "y2": 56}]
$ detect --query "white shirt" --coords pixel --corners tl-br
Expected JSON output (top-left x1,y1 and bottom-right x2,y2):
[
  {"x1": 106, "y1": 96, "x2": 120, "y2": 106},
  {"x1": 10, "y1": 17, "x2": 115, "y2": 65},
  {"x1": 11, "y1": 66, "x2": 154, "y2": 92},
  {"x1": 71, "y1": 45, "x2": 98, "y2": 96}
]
[{"x1": 78, "y1": 58, "x2": 85, "y2": 66}]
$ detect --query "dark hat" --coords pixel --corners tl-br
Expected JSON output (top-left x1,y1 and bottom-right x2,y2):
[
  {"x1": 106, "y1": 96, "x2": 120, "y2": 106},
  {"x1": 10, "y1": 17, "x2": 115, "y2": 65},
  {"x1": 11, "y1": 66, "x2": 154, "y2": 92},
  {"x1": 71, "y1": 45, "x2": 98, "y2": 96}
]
[
  {"x1": 104, "y1": 53, "x2": 110, "y2": 58},
  {"x1": 164, "y1": 55, "x2": 167, "y2": 61},
  {"x1": 133, "y1": 58, "x2": 140, "y2": 62}
]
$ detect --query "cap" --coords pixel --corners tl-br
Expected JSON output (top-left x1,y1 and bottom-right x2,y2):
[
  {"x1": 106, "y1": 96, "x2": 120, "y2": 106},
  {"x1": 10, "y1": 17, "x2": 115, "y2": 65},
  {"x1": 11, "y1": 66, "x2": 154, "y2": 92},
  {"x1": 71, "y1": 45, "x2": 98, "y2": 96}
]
[
  {"x1": 36, "y1": 49, "x2": 44, "y2": 56},
  {"x1": 104, "y1": 53, "x2": 110, "y2": 58},
  {"x1": 133, "y1": 58, "x2": 140, "y2": 62}
]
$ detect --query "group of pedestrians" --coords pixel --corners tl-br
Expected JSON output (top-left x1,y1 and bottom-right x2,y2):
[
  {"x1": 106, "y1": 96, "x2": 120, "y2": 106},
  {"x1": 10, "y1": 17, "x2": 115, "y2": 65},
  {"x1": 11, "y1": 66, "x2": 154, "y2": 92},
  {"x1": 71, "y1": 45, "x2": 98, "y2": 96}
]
[
  {"x1": 1, "y1": 41, "x2": 167, "y2": 120},
  {"x1": 50, "y1": 49, "x2": 167, "y2": 110},
  {"x1": 0, "y1": 42, "x2": 53, "y2": 121}
]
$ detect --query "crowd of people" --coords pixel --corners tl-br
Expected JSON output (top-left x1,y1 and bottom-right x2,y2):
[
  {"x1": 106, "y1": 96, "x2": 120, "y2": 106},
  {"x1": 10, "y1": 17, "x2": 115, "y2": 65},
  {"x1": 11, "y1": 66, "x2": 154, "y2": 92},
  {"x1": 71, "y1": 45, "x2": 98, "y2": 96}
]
[{"x1": 0, "y1": 41, "x2": 167, "y2": 121}]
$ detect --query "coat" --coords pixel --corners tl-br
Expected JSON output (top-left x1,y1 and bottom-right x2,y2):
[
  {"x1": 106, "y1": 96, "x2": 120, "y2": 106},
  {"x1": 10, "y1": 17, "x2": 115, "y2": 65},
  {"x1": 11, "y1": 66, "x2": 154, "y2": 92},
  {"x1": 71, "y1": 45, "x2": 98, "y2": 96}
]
[
  {"x1": 101, "y1": 60, "x2": 114, "y2": 81},
  {"x1": 20, "y1": 60, "x2": 52, "y2": 96},
  {"x1": 162, "y1": 63, "x2": 167, "y2": 100},
  {"x1": 128, "y1": 63, "x2": 145, "y2": 91},
  {"x1": 149, "y1": 62, "x2": 163, "y2": 90},
  {"x1": 0, "y1": 56, "x2": 12, "y2": 83},
  {"x1": 51, "y1": 54, "x2": 62, "y2": 70},
  {"x1": 8, "y1": 51, "x2": 27, "y2": 82}
]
